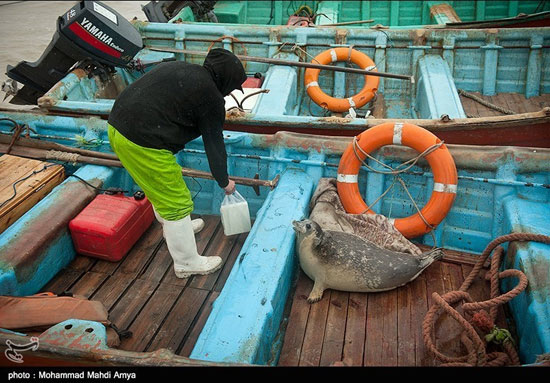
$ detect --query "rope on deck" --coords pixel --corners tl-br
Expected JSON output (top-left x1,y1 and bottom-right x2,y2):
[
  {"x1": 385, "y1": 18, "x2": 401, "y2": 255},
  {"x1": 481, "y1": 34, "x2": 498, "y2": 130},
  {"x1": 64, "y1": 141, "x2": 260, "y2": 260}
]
[
  {"x1": 46, "y1": 150, "x2": 80, "y2": 165},
  {"x1": 422, "y1": 233, "x2": 550, "y2": 366},
  {"x1": 458, "y1": 89, "x2": 517, "y2": 115}
]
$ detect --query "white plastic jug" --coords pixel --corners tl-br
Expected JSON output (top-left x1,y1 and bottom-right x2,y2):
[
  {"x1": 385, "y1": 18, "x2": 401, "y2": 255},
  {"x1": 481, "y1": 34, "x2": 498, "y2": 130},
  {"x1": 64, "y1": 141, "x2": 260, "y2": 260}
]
[{"x1": 220, "y1": 190, "x2": 251, "y2": 236}]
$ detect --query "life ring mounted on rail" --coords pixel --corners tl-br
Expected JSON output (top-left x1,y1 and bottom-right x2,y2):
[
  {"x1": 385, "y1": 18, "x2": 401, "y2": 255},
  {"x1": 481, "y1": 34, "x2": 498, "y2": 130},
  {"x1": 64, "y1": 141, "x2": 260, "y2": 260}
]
[
  {"x1": 304, "y1": 47, "x2": 379, "y2": 113},
  {"x1": 337, "y1": 122, "x2": 458, "y2": 239}
]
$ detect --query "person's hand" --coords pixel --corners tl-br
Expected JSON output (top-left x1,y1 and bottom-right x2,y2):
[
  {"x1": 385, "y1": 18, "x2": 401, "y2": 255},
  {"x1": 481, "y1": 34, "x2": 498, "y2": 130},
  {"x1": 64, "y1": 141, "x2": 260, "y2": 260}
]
[{"x1": 224, "y1": 179, "x2": 236, "y2": 195}]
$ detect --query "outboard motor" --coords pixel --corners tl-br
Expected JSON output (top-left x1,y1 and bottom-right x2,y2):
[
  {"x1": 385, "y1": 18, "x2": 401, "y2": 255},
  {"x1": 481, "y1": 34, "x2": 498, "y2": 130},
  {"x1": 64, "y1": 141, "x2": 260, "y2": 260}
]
[{"x1": 5, "y1": 1, "x2": 143, "y2": 105}]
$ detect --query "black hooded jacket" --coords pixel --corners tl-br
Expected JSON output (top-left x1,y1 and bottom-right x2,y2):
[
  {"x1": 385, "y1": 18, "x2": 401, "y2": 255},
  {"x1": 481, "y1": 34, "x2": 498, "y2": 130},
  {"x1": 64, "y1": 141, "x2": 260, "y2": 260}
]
[{"x1": 108, "y1": 49, "x2": 247, "y2": 188}]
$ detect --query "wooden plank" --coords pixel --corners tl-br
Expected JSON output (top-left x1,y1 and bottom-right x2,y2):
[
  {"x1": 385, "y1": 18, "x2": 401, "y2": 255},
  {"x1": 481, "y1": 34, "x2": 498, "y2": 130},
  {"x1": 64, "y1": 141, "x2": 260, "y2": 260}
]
[
  {"x1": 0, "y1": 154, "x2": 64, "y2": 234},
  {"x1": 145, "y1": 287, "x2": 209, "y2": 353},
  {"x1": 509, "y1": 93, "x2": 529, "y2": 114},
  {"x1": 110, "y1": 221, "x2": 163, "y2": 276},
  {"x1": 530, "y1": 94, "x2": 550, "y2": 112},
  {"x1": 40, "y1": 268, "x2": 83, "y2": 295},
  {"x1": 89, "y1": 274, "x2": 135, "y2": 311},
  {"x1": 118, "y1": 283, "x2": 182, "y2": 352},
  {"x1": 66, "y1": 255, "x2": 97, "y2": 273},
  {"x1": 178, "y1": 291, "x2": 220, "y2": 357},
  {"x1": 487, "y1": 95, "x2": 506, "y2": 116},
  {"x1": 138, "y1": 244, "x2": 173, "y2": 283},
  {"x1": 89, "y1": 220, "x2": 164, "y2": 275},
  {"x1": 364, "y1": 289, "x2": 398, "y2": 366},
  {"x1": 187, "y1": 222, "x2": 239, "y2": 291},
  {"x1": 436, "y1": 262, "x2": 467, "y2": 359},
  {"x1": 462, "y1": 92, "x2": 487, "y2": 117},
  {"x1": 213, "y1": 231, "x2": 247, "y2": 292},
  {"x1": 421, "y1": 261, "x2": 445, "y2": 366},
  {"x1": 371, "y1": 93, "x2": 386, "y2": 119},
  {"x1": 341, "y1": 292, "x2": 367, "y2": 366},
  {"x1": 417, "y1": 244, "x2": 481, "y2": 267},
  {"x1": 430, "y1": 3, "x2": 461, "y2": 23},
  {"x1": 408, "y1": 273, "x2": 430, "y2": 366},
  {"x1": 320, "y1": 290, "x2": 349, "y2": 366},
  {"x1": 396, "y1": 283, "x2": 416, "y2": 366},
  {"x1": 299, "y1": 288, "x2": 331, "y2": 366},
  {"x1": 495, "y1": 93, "x2": 519, "y2": 115},
  {"x1": 0, "y1": 155, "x2": 39, "y2": 193},
  {"x1": 278, "y1": 272, "x2": 313, "y2": 366},
  {"x1": 67, "y1": 271, "x2": 109, "y2": 299},
  {"x1": 459, "y1": 95, "x2": 478, "y2": 118},
  {"x1": 108, "y1": 278, "x2": 158, "y2": 331},
  {"x1": 277, "y1": 255, "x2": 509, "y2": 366},
  {"x1": 160, "y1": 215, "x2": 221, "y2": 287}
]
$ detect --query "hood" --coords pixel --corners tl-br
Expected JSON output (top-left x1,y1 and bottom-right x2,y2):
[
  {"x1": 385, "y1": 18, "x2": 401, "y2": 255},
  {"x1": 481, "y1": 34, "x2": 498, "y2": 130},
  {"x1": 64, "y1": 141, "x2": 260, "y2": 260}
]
[{"x1": 203, "y1": 48, "x2": 247, "y2": 96}]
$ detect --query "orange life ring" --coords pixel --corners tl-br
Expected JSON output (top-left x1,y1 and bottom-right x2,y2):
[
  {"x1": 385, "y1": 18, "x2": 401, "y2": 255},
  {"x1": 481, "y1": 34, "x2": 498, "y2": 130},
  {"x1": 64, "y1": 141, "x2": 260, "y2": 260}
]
[
  {"x1": 304, "y1": 47, "x2": 379, "y2": 113},
  {"x1": 337, "y1": 122, "x2": 458, "y2": 238}
]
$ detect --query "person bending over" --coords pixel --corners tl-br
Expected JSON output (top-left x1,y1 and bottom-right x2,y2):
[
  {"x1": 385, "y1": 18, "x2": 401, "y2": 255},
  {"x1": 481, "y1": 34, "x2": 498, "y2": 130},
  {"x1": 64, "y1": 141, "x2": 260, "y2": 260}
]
[{"x1": 108, "y1": 48, "x2": 247, "y2": 278}]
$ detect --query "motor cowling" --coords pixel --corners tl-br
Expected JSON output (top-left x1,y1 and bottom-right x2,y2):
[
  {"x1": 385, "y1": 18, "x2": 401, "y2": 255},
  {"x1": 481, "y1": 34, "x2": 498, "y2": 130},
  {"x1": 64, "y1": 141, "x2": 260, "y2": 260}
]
[{"x1": 5, "y1": 1, "x2": 143, "y2": 105}]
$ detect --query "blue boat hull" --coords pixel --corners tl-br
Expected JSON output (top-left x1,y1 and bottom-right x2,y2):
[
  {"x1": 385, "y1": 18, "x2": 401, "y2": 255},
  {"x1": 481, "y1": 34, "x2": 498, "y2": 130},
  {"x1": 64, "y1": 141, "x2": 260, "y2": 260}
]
[{"x1": 0, "y1": 110, "x2": 549, "y2": 365}]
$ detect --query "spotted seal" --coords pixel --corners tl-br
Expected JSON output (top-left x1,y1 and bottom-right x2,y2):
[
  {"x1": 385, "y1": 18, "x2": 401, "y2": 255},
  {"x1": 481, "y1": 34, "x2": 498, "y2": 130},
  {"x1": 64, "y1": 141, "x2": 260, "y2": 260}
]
[{"x1": 292, "y1": 219, "x2": 444, "y2": 303}]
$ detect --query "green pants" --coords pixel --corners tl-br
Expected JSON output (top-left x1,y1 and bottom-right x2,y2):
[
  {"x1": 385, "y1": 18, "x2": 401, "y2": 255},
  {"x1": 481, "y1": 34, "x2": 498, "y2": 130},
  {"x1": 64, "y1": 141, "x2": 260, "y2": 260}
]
[{"x1": 108, "y1": 124, "x2": 193, "y2": 221}]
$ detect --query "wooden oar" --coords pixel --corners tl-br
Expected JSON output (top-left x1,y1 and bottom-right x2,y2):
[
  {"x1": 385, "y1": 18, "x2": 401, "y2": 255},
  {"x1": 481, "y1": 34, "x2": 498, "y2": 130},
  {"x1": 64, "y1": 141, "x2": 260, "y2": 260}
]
[{"x1": 0, "y1": 135, "x2": 279, "y2": 193}]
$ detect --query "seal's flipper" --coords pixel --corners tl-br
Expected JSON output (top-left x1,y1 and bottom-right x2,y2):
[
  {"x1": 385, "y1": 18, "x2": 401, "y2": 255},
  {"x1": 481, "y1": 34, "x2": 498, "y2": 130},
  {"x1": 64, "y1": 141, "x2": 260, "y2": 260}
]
[
  {"x1": 307, "y1": 280, "x2": 326, "y2": 304},
  {"x1": 419, "y1": 248, "x2": 445, "y2": 269}
]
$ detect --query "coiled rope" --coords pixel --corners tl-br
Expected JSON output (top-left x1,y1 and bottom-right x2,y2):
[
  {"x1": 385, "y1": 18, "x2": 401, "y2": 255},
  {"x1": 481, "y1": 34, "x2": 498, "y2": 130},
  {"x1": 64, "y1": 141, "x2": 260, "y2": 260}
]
[{"x1": 422, "y1": 233, "x2": 550, "y2": 366}]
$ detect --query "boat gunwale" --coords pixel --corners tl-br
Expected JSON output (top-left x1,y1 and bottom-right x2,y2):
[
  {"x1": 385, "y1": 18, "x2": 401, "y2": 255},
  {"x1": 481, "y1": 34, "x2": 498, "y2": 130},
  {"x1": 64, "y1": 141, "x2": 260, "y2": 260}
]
[
  {"x1": 0, "y1": 330, "x2": 246, "y2": 367},
  {"x1": 3, "y1": 105, "x2": 550, "y2": 148}
]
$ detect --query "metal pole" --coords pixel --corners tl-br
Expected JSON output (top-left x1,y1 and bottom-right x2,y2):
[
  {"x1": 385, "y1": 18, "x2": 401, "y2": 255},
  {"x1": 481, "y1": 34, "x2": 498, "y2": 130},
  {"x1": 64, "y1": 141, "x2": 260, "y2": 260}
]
[
  {"x1": 0, "y1": 140, "x2": 280, "y2": 192},
  {"x1": 145, "y1": 47, "x2": 414, "y2": 82}
]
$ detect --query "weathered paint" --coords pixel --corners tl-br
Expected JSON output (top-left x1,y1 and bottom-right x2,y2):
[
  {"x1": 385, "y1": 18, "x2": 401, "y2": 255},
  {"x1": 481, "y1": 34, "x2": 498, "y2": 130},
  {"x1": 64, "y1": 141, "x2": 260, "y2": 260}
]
[
  {"x1": 0, "y1": 330, "x2": 237, "y2": 367},
  {"x1": 190, "y1": 167, "x2": 314, "y2": 364},
  {"x1": 414, "y1": 55, "x2": 466, "y2": 119},
  {"x1": 39, "y1": 320, "x2": 108, "y2": 351},
  {"x1": 0, "y1": 165, "x2": 116, "y2": 296},
  {"x1": 1, "y1": 111, "x2": 549, "y2": 365},
  {"x1": 30, "y1": 25, "x2": 550, "y2": 148},
  {"x1": 501, "y1": 198, "x2": 550, "y2": 364},
  {"x1": 210, "y1": 1, "x2": 549, "y2": 27}
]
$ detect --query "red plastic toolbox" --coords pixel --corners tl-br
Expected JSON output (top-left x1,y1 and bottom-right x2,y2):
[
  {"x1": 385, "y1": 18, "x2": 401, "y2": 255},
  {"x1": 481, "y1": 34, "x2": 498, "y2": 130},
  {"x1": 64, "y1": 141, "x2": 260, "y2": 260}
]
[{"x1": 69, "y1": 193, "x2": 154, "y2": 262}]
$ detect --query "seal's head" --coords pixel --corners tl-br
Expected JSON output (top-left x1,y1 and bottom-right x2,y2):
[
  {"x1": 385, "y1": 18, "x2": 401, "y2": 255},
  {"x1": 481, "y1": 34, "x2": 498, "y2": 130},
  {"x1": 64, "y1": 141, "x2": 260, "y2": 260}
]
[{"x1": 292, "y1": 219, "x2": 324, "y2": 245}]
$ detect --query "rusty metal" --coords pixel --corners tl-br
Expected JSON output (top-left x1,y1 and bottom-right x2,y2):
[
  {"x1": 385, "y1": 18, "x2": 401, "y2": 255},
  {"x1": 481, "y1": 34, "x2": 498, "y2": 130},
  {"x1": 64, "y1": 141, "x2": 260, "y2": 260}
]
[
  {"x1": 182, "y1": 168, "x2": 280, "y2": 192},
  {"x1": 145, "y1": 47, "x2": 414, "y2": 82}
]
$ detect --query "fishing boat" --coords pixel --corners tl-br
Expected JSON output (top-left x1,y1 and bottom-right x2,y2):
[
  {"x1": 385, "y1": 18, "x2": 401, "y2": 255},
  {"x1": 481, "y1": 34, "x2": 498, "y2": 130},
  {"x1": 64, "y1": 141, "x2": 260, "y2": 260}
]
[
  {"x1": 146, "y1": 1, "x2": 550, "y2": 29},
  {"x1": 0, "y1": 109, "x2": 549, "y2": 367},
  {"x1": 6, "y1": 11, "x2": 550, "y2": 148}
]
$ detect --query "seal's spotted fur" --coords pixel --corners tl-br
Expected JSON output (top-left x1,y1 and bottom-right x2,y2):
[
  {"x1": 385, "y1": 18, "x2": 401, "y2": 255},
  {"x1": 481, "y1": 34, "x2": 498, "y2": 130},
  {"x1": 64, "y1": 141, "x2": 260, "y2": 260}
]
[{"x1": 292, "y1": 219, "x2": 443, "y2": 303}]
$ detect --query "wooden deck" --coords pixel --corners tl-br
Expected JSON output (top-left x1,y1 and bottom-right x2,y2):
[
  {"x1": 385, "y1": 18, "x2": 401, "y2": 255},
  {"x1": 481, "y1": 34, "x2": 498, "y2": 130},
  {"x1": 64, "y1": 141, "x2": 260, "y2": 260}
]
[
  {"x1": 278, "y1": 248, "x2": 509, "y2": 367},
  {"x1": 42, "y1": 215, "x2": 510, "y2": 366},
  {"x1": 40, "y1": 215, "x2": 248, "y2": 356},
  {"x1": 460, "y1": 91, "x2": 550, "y2": 118}
]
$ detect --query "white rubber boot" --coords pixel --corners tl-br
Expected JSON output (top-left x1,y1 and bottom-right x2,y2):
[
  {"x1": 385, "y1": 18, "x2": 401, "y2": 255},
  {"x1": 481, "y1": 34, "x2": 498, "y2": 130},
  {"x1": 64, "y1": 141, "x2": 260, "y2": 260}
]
[
  {"x1": 191, "y1": 218, "x2": 205, "y2": 233},
  {"x1": 153, "y1": 209, "x2": 204, "y2": 234},
  {"x1": 162, "y1": 215, "x2": 222, "y2": 278}
]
